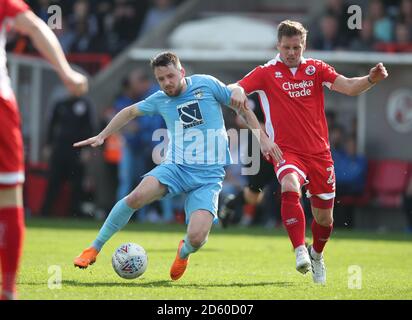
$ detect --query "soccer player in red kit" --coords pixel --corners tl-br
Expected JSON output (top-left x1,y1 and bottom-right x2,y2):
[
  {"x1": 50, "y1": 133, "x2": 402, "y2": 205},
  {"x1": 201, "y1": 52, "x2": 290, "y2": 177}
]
[
  {"x1": 230, "y1": 20, "x2": 388, "y2": 284},
  {"x1": 0, "y1": 0, "x2": 88, "y2": 299}
]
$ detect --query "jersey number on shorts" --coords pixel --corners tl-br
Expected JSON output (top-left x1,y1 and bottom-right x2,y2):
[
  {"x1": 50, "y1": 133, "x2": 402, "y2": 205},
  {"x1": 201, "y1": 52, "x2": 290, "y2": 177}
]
[{"x1": 326, "y1": 165, "x2": 335, "y2": 185}]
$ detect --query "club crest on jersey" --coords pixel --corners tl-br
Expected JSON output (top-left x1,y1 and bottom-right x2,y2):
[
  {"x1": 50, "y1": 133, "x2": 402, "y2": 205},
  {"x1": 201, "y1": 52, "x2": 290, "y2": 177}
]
[
  {"x1": 177, "y1": 100, "x2": 204, "y2": 129},
  {"x1": 194, "y1": 89, "x2": 204, "y2": 99},
  {"x1": 305, "y1": 65, "x2": 316, "y2": 76},
  {"x1": 275, "y1": 71, "x2": 283, "y2": 78}
]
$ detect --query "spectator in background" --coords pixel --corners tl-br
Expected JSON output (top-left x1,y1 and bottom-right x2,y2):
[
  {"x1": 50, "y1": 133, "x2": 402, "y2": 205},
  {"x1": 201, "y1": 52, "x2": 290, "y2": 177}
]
[
  {"x1": 115, "y1": 69, "x2": 159, "y2": 200},
  {"x1": 368, "y1": 0, "x2": 394, "y2": 43},
  {"x1": 334, "y1": 135, "x2": 367, "y2": 195},
  {"x1": 393, "y1": 19, "x2": 412, "y2": 51},
  {"x1": 66, "y1": 0, "x2": 101, "y2": 53},
  {"x1": 92, "y1": 0, "x2": 114, "y2": 53},
  {"x1": 95, "y1": 0, "x2": 113, "y2": 34},
  {"x1": 311, "y1": 14, "x2": 346, "y2": 50},
  {"x1": 114, "y1": 68, "x2": 169, "y2": 221},
  {"x1": 325, "y1": 110, "x2": 337, "y2": 129},
  {"x1": 349, "y1": 18, "x2": 377, "y2": 51},
  {"x1": 333, "y1": 135, "x2": 368, "y2": 228},
  {"x1": 32, "y1": 0, "x2": 51, "y2": 23},
  {"x1": 399, "y1": 0, "x2": 412, "y2": 29},
  {"x1": 138, "y1": 0, "x2": 176, "y2": 39},
  {"x1": 323, "y1": 0, "x2": 357, "y2": 43},
  {"x1": 403, "y1": 174, "x2": 412, "y2": 233},
  {"x1": 94, "y1": 106, "x2": 123, "y2": 220},
  {"x1": 394, "y1": 21, "x2": 412, "y2": 44},
  {"x1": 109, "y1": 0, "x2": 140, "y2": 54},
  {"x1": 219, "y1": 94, "x2": 281, "y2": 228},
  {"x1": 68, "y1": 18, "x2": 97, "y2": 53},
  {"x1": 53, "y1": 17, "x2": 75, "y2": 54},
  {"x1": 41, "y1": 94, "x2": 97, "y2": 217},
  {"x1": 329, "y1": 124, "x2": 345, "y2": 152},
  {"x1": 68, "y1": 0, "x2": 98, "y2": 38}
]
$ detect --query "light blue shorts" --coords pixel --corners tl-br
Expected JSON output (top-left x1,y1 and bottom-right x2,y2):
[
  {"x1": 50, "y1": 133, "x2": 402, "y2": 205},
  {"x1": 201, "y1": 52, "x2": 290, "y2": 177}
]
[{"x1": 143, "y1": 163, "x2": 225, "y2": 224}]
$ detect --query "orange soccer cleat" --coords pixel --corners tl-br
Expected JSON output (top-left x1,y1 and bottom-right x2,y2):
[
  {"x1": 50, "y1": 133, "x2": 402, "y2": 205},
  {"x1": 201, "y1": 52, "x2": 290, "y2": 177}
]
[
  {"x1": 73, "y1": 247, "x2": 99, "y2": 269},
  {"x1": 170, "y1": 240, "x2": 189, "y2": 281}
]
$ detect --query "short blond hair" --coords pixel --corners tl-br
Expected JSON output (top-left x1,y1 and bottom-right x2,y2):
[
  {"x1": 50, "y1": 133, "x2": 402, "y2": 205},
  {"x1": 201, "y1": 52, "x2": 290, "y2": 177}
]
[{"x1": 277, "y1": 20, "x2": 308, "y2": 43}]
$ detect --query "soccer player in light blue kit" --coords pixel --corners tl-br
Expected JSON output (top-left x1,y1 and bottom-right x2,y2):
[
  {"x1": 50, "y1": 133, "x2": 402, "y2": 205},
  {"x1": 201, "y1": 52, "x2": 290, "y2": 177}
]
[{"x1": 73, "y1": 52, "x2": 281, "y2": 280}]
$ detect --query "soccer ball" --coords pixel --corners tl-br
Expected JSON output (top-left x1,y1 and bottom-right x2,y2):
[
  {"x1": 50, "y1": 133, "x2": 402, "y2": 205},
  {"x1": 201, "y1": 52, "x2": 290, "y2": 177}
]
[{"x1": 112, "y1": 243, "x2": 148, "y2": 279}]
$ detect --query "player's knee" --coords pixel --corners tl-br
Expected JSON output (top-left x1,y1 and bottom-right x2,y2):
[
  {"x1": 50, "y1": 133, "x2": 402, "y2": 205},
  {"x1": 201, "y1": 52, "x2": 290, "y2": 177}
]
[
  {"x1": 0, "y1": 185, "x2": 23, "y2": 208},
  {"x1": 187, "y1": 232, "x2": 208, "y2": 248},
  {"x1": 315, "y1": 213, "x2": 334, "y2": 226},
  {"x1": 125, "y1": 193, "x2": 145, "y2": 210},
  {"x1": 281, "y1": 174, "x2": 301, "y2": 193}
]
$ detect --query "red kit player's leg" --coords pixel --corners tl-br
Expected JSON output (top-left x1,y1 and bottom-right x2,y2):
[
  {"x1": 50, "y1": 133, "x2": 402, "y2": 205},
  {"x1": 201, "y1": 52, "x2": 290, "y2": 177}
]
[
  {"x1": 305, "y1": 153, "x2": 335, "y2": 254},
  {"x1": 304, "y1": 152, "x2": 335, "y2": 284},
  {"x1": 275, "y1": 153, "x2": 311, "y2": 274},
  {"x1": 0, "y1": 205, "x2": 25, "y2": 300},
  {"x1": 0, "y1": 96, "x2": 26, "y2": 300}
]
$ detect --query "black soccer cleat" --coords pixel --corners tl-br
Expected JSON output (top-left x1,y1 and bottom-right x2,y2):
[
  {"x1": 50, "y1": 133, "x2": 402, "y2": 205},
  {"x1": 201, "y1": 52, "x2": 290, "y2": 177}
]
[{"x1": 218, "y1": 194, "x2": 236, "y2": 229}]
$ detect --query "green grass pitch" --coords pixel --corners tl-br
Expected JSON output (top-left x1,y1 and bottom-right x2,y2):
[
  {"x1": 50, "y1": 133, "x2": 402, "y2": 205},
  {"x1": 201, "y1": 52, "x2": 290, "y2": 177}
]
[{"x1": 19, "y1": 218, "x2": 412, "y2": 300}]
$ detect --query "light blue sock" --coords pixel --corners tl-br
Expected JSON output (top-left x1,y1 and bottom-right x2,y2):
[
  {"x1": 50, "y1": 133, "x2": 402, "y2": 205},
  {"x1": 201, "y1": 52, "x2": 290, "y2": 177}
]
[
  {"x1": 179, "y1": 235, "x2": 207, "y2": 259},
  {"x1": 92, "y1": 198, "x2": 135, "y2": 251}
]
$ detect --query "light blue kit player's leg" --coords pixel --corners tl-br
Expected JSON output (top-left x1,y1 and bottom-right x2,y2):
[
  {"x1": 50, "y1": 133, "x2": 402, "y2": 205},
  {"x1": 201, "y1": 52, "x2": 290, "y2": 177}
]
[
  {"x1": 168, "y1": 165, "x2": 225, "y2": 281},
  {"x1": 73, "y1": 162, "x2": 224, "y2": 282},
  {"x1": 73, "y1": 175, "x2": 167, "y2": 268}
]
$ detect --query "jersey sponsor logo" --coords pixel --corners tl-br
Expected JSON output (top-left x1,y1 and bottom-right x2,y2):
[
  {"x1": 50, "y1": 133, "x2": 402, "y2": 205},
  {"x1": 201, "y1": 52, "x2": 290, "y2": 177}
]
[
  {"x1": 305, "y1": 65, "x2": 316, "y2": 76},
  {"x1": 282, "y1": 80, "x2": 314, "y2": 98},
  {"x1": 177, "y1": 100, "x2": 204, "y2": 129}
]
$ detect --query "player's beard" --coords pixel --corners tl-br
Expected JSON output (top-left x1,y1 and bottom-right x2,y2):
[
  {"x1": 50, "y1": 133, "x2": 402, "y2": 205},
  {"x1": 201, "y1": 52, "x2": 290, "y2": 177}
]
[{"x1": 164, "y1": 83, "x2": 183, "y2": 97}]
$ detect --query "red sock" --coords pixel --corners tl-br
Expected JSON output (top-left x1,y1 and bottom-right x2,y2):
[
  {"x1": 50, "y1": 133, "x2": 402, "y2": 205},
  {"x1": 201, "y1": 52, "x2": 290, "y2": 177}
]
[
  {"x1": 281, "y1": 192, "x2": 306, "y2": 249},
  {"x1": 0, "y1": 207, "x2": 25, "y2": 299},
  {"x1": 311, "y1": 220, "x2": 333, "y2": 253}
]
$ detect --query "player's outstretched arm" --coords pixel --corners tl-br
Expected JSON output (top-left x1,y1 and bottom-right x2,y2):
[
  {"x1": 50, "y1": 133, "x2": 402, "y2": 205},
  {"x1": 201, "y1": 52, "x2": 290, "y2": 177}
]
[
  {"x1": 13, "y1": 11, "x2": 88, "y2": 96},
  {"x1": 73, "y1": 105, "x2": 142, "y2": 148},
  {"x1": 331, "y1": 63, "x2": 388, "y2": 96}
]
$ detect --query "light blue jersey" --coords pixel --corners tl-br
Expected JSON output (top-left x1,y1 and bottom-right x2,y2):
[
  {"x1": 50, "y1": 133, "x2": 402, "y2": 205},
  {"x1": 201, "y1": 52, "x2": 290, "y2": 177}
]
[
  {"x1": 137, "y1": 75, "x2": 232, "y2": 167},
  {"x1": 136, "y1": 74, "x2": 233, "y2": 222}
]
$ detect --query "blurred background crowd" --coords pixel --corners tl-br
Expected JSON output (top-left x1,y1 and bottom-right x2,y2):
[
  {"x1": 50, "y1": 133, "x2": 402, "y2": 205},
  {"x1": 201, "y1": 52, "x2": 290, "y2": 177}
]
[
  {"x1": 7, "y1": 0, "x2": 412, "y2": 232},
  {"x1": 6, "y1": 0, "x2": 411, "y2": 56}
]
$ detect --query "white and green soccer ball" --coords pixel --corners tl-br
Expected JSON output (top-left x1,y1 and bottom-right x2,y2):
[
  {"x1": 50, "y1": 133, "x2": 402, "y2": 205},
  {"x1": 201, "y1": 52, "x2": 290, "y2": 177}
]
[{"x1": 112, "y1": 243, "x2": 148, "y2": 279}]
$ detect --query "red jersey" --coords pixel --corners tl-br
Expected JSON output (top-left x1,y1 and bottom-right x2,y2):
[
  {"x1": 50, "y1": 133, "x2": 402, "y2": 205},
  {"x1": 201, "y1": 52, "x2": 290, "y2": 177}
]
[
  {"x1": 0, "y1": 0, "x2": 29, "y2": 99},
  {"x1": 238, "y1": 54, "x2": 339, "y2": 157},
  {"x1": 0, "y1": 0, "x2": 29, "y2": 187}
]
